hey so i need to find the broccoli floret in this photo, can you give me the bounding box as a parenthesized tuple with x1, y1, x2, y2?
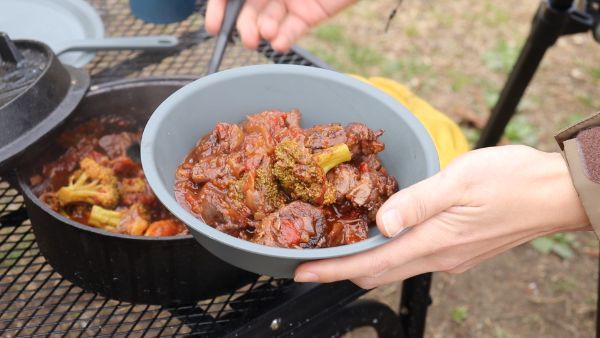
(80, 157, 114, 181)
(313, 143, 352, 174)
(273, 139, 351, 205)
(88, 204, 150, 235)
(88, 205, 122, 229)
(120, 177, 146, 194)
(56, 157, 119, 208)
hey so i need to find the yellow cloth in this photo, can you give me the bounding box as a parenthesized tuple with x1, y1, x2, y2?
(349, 75, 469, 169)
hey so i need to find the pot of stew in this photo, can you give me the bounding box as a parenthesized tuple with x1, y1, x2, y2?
(16, 77, 257, 305)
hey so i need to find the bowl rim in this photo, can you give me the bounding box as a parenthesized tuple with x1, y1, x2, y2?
(141, 64, 440, 259)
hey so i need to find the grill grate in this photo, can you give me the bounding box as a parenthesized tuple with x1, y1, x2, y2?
(0, 0, 322, 336)
(84, 0, 316, 85)
(0, 189, 295, 337)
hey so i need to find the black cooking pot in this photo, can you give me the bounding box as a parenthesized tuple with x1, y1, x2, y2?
(15, 78, 258, 305)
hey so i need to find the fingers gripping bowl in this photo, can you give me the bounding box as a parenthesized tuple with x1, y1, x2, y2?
(141, 65, 439, 277)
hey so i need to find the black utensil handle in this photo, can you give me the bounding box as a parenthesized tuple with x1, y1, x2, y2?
(206, 0, 244, 75)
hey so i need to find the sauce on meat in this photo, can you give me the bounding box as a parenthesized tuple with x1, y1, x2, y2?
(174, 109, 398, 248)
(33, 116, 188, 237)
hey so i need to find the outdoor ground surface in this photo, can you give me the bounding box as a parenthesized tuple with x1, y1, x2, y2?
(297, 0, 600, 337)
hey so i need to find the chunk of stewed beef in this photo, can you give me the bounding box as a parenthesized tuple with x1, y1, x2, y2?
(325, 214, 369, 247)
(193, 123, 244, 158)
(193, 182, 252, 237)
(304, 123, 347, 150)
(253, 201, 326, 248)
(345, 123, 385, 156)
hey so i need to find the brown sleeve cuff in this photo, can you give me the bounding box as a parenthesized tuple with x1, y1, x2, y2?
(555, 112, 600, 150)
(555, 111, 600, 236)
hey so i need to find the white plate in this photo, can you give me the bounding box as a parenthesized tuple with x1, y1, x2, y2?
(0, 0, 104, 68)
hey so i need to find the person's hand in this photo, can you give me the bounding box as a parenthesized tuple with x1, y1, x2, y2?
(294, 145, 591, 288)
(205, 0, 356, 51)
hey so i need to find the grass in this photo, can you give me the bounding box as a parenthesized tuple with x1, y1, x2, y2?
(559, 112, 586, 129)
(313, 24, 345, 44)
(308, 22, 436, 82)
(448, 69, 473, 92)
(484, 90, 500, 109)
(504, 115, 538, 146)
(404, 25, 420, 38)
(308, 23, 386, 74)
(591, 66, 600, 82)
(450, 306, 469, 323)
(483, 40, 520, 73)
(576, 94, 597, 109)
(382, 58, 433, 80)
(494, 327, 516, 338)
(530, 232, 579, 259)
(461, 126, 481, 147)
(482, 1, 511, 26)
(431, 6, 455, 28)
(553, 276, 579, 293)
(348, 46, 384, 70)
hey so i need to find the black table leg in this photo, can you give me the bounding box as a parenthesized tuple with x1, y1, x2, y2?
(399, 273, 432, 338)
(476, 0, 574, 148)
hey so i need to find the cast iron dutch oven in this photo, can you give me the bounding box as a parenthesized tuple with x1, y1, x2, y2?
(13, 77, 258, 305)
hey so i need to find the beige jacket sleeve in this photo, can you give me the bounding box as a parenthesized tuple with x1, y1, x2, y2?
(555, 112, 600, 236)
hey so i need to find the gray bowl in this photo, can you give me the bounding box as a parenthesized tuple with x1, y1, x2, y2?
(141, 64, 439, 278)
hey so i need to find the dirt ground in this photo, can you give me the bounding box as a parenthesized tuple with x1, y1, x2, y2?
(297, 0, 600, 337)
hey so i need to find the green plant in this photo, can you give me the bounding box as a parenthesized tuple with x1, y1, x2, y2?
(560, 112, 586, 129)
(553, 276, 579, 293)
(448, 69, 473, 92)
(484, 90, 500, 109)
(530, 232, 579, 259)
(313, 24, 345, 44)
(494, 327, 514, 338)
(461, 126, 481, 147)
(592, 66, 600, 82)
(382, 58, 433, 80)
(576, 94, 596, 108)
(504, 115, 538, 146)
(404, 25, 420, 38)
(348, 45, 384, 71)
(483, 40, 520, 73)
(449, 306, 469, 323)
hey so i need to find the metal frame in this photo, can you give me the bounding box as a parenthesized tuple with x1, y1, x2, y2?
(477, 0, 599, 148)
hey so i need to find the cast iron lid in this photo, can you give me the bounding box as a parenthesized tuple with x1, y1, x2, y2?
(0, 32, 90, 172)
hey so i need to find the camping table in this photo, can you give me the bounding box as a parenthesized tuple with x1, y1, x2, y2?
(0, 1, 432, 337)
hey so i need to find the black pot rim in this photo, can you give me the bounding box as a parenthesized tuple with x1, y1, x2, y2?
(17, 76, 199, 242)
